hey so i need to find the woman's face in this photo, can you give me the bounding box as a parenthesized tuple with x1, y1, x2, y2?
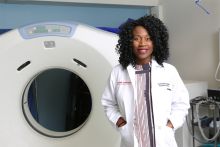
(132, 26, 153, 65)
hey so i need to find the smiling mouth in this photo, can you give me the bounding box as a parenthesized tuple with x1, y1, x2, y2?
(138, 47, 149, 50)
(137, 48, 149, 53)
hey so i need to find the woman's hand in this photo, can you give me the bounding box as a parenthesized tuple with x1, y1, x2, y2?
(166, 120, 174, 129)
(116, 117, 127, 128)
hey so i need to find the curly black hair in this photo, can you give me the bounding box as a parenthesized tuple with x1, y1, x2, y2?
(116, 15, 169, 69)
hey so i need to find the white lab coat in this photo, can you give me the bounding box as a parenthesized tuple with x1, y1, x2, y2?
(101, 60, 190, 147)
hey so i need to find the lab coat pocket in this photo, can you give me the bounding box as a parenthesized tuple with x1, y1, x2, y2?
(158, 84, 173, 105)
(118, 125, 128, 139)
(156, 126, 177, 147)
(163, 126, 177, 147)
(161, 85, 172, 96)
(118, 125, 131, 147)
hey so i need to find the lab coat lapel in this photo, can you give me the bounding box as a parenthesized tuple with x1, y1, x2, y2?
(127, 65, 137, 100)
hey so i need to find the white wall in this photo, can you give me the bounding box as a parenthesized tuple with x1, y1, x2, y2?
(159, 0, 220, 88)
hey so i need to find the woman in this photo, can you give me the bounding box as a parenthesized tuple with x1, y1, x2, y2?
(101, 15, 189, 147)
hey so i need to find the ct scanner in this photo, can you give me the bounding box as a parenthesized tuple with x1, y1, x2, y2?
(0, 22, 120, 147)
(0, 21, 208, 147)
